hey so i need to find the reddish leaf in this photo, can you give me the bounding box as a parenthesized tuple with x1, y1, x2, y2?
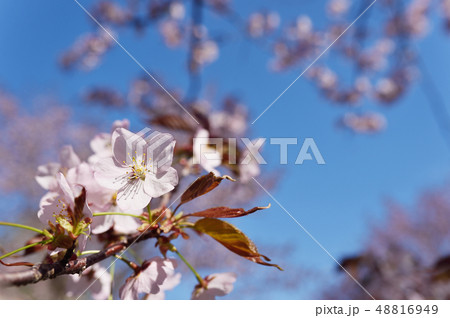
(180, 172, 235, 205)
(151, 114, 196, 132)
(338, 255, 366, 278)
(194, 218, 282, 270)
(188, 204, 270, 218)
(431, 255, 450, 282)
(339, 255, 365, 271)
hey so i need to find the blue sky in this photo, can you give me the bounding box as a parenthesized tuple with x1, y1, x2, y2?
(1, 0, 450, 299)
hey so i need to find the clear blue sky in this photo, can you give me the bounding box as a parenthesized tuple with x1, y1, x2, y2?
(1, 0, 450, 299)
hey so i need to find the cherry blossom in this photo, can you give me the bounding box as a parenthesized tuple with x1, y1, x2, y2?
(38, 173, 92, 251)
(60, 30, 115, 71)
(120, 257, 178, 300)
(146, 265, 182, 300)
(327, 0, 350, 17)
(92, 1, 131, 25)
(159, 20, 184, 48)
(66, 264, 111, 300)
(88, 119, 130, 164)
(191, 40, 219, 72)
(35, 145, 81, 191)
(94, 128, 178, 211)
(66, 162, 112, 210)
(209, 101, 248, 138)
(66, 161, 141, 235)
(191, 272, 237, 300)
(247, 11, 280, 38)
(341, 112, 387, 134)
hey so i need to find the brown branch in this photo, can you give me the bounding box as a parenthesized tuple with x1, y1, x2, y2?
(0, 228, 159, 287)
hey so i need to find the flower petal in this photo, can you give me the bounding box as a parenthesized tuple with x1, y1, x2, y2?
(116, 180, 151, 211)
(111, 119, 130, 132)
(59, 145, 81, 169)
(37, 191, 60, 225)
(56, 173, 75, 203)
(144, 167, 178, 198)
(120, 277, 139, 300)
(191, 272, 236, 300)
(112, 128, 146, 166)
(35, 162, 60, 190)
(91, 214, 114, 235)
(112, 214, 140, 234)
(94, 157, 128, 190)
(90, 133, 111, 157)
(144, 132, 176, 174)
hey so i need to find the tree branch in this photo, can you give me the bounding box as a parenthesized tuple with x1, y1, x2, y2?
(186, 0, 204, 101)
(0, 228, 159, 287)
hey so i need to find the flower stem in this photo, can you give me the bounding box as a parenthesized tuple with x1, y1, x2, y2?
(147, 204, 152, 224)
(126, 248, 143, 264)
(170, 244, 204, 285)
(0, 240, 52, 260)
(113, 254, 139, 271)
(0, 222, 46, 236)
(92, 212, 145, 220)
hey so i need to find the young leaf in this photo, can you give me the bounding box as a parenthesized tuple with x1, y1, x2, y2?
(194, 218, 282, 270)
(187, 204, 270, 218)
(73, 186, 87, 223)
(180, 172, 236, 205)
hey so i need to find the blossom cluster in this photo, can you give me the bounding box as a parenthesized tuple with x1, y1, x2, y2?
(7, 115, 283, 300)
(32, 119, 246, 299)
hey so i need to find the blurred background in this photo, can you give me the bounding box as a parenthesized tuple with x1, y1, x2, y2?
(1, 0, 450, 299)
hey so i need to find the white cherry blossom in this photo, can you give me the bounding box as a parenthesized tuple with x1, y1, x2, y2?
(94, 128, 178, 211)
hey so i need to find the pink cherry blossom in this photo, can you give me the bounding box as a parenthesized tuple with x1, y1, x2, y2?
(94, 128, 178, 211)
(119, 257, 178, 300)
(191, 272, 237, 300)
(38, 173, 92, 251)
(209, 99, 248, 138)
(88, 119, 130, 164)
(66, 264, 111, 300)
(35, 145, 81, 191)
(66, 162, 113, 210)
(66, 161, 141, 235)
